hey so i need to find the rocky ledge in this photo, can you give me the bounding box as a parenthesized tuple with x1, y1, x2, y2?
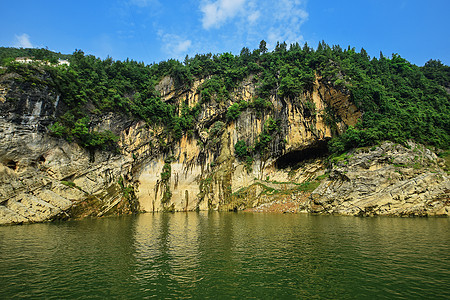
(308, 141, 449, 216)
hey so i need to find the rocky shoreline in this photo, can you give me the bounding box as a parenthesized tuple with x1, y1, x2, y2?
(309, 142, 449, 216)
(242, 141, 449, 216)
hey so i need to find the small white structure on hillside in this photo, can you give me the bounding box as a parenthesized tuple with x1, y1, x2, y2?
(14, 57, 70, 66)
(15, 57, 34, 64)
(57, 59, 70, 66)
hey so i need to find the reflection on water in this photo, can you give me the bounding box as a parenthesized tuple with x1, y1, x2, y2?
(1, 213, 449, 298)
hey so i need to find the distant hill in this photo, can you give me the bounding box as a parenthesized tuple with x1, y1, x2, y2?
(0, 47, 71, 65)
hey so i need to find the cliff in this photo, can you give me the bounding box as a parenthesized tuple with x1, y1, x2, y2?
(0, 61, 448, 225)
(0, 80, 133, 224)
(309, 141, 449, 216)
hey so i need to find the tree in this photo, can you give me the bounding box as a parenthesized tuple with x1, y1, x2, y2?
(360, 48, 369, 59)
(259, 40, 268, 54)
(421, 59, 450, 88)
(240, 47, 250, 57)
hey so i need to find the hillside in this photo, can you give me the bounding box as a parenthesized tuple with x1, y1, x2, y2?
(0, 42, 449, 224)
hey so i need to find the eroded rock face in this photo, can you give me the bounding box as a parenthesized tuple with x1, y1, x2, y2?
(133, 75, 359, 212)
(0, 118, 135, 225)
(2, 69, 447, 225)
(308, 142, 450, 216)
(0, 74, 135, 225)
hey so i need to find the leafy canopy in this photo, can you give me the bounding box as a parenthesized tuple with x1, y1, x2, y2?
(1, 41, 448, 153)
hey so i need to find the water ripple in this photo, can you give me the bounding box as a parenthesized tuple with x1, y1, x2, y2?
(0, 213, 449, 298)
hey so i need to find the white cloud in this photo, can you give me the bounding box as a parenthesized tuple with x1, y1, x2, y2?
(247, 11, 260, 24)
(200, 0, 246, 29)
(174, 39, 192, 54)
(14, 33, 33, 48)
(265, 0, 308, 48)
(196, 0, 308, 53)
(159, 31, 192, 60)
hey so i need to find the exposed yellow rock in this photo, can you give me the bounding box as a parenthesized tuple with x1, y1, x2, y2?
(130, 75, 361, 212)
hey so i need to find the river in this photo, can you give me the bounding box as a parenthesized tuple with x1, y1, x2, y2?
(1, 212, 449, 299)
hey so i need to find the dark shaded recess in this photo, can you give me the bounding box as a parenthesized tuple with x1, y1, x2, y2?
(275, 141, 329, 169)
(5, 160, 17, 170)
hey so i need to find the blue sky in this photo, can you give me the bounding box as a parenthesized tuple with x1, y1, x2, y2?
(2, 0, 449, 66)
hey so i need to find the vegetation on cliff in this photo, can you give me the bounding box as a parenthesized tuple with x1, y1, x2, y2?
(0, 47, 70, 65)
(0, 43, 448, 153)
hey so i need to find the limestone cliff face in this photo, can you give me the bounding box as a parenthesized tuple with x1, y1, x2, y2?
(134, 75, 360, 212)
(0, 70, 448, 225)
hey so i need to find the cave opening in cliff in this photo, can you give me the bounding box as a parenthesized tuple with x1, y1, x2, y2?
(275, 141, 329, 169)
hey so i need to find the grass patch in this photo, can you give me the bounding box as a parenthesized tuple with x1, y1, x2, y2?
(61, 180, 76, 188)
(315, 173, 330, 181)
(296, 180, 320, 192)
(330, 152, 354, 164)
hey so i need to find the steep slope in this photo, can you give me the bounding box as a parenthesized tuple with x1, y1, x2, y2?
(309, 142, 449, 216)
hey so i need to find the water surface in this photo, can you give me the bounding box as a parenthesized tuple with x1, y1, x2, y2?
(1, 213, 449, 298)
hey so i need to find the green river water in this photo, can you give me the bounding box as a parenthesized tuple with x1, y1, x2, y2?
(0, 212, 449, 299)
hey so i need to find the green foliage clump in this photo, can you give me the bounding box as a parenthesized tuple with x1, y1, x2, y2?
(252, 117, 282, 155)
(421, 59, 450, 89)
(2, 41, 449, 155)
(264, 117, 280, 133)
(304, 100, 316, 117)
(250, 97, 272, 110)
(278, 66, 314, 99)
(328, 126, 380, 154)
(254, 132, 273, 154)
(48, 122, 69, 138)
(161, 162, 171, 182)
(244, 156, 253, 172)
(226, 103, 241, 121)
(234, 140, 254, 172)
(159, 160, 172, 204)
(234, 140, 249, 158)
(326, 50, 450, 153)
(209, 121, 225, 137)
(50, 117, 118, 151)
(200, 76, 228, 102)
(226, 100, 255, 121)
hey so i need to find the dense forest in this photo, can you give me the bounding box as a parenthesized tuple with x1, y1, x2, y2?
(0, 42, 449, 155)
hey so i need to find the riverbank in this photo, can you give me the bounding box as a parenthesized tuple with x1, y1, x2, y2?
(238, 141, 449, 216)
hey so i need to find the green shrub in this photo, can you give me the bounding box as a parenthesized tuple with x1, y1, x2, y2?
(234, 140, 248, 158)
(227, 103, 241, 121)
